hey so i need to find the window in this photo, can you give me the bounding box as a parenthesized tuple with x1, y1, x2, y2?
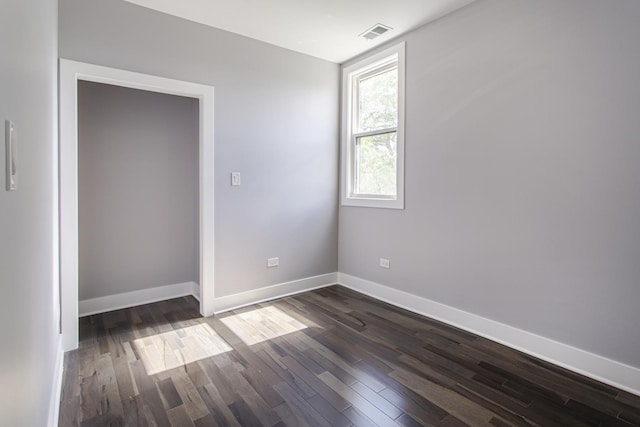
(341, 42, 405, 209)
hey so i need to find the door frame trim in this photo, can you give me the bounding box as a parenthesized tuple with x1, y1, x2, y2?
(59, 59, 215, 351)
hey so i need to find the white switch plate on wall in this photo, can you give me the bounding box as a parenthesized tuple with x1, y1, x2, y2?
(231, 171, 241, 186)
(379, 258, 390, 269)
(267, 257, 279, 267)
(5, 120, 17, 191)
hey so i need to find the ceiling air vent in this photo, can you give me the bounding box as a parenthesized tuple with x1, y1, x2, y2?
(360, 23, 392, 40)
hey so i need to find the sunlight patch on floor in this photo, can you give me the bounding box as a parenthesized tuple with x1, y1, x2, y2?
(132, 323, 232, 375)
(220, 305, 308, 345)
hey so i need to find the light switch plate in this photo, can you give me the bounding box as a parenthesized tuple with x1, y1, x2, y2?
(231, 171, 241, 186)
(5, 120, 17, 191)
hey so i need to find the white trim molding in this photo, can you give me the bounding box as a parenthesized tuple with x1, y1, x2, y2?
(213, 273, 338, 314)
(59, 59, 215, 351)
(337, 273, 640, 397)
(47, 335, 64, 427)
(79, 282, 199, 317)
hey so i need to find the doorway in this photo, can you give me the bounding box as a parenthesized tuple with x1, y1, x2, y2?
(59, 60, 215, 351)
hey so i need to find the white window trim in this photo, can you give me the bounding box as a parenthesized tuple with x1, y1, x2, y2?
(341, 42, 406, 209)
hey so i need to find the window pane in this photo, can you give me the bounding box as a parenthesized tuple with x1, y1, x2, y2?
(354, 132, 397, 196)
(358, 66, 398, 132)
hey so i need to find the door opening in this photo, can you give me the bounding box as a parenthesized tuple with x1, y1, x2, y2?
(59, 60, 215, 351)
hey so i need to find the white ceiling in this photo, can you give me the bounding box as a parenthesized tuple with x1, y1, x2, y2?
(122, 0, 476, 63)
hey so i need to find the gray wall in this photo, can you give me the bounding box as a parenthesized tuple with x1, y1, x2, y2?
(340, 0, 640, 368)
(60, 0, 339, 298)
(78, 81, 199, 300)
(0, 0, 59, 426)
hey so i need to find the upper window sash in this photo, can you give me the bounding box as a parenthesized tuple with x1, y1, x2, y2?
(352, 60, 398, 134)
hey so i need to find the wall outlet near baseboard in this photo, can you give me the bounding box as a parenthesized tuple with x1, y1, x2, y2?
(267, 257, 279, 268)
(379, 258, 390, 269)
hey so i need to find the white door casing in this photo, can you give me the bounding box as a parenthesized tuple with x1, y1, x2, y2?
(59, 59, 215, 351)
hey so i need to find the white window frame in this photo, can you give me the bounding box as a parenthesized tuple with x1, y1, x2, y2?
(341, 42, 405, 209)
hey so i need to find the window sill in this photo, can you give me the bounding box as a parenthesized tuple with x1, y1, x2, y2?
(341, 196, 404, 210)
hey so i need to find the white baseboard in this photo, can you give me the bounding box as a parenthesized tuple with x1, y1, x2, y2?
(213, 273, 338, 314)
(337, 273, 640, 397)
(79, 281, 199, 317)
(192, 283, 201, 301)
(48, 335, 64, 427)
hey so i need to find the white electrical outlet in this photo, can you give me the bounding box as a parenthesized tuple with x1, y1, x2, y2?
(379, 258, 390, 269)
(267, 257, 279, 268)
(231, 171, 241, 186)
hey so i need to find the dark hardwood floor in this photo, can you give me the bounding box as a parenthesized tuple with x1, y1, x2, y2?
(58, 285, 640, 426)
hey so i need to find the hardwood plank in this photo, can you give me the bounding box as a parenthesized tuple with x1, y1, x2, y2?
(306, 394, 352, 427)
(280, 355, 352, 412)
(524, 400, 592, 427)
(193, 413, 219, 427)
(197, 357, 238, 406)
(277, 367, 317, 399)
(61, 350, 81, 401)
(618, 390, 640, 407)
(183, 362, 210, 389)
(395, 413, 428, 427)
(167, 405, 195, 427)
(196, 383, 242, 427)
(439, 415, 471, 427)
(311, 331, 362, 365)
(234, 376, 283, 426)
(389, 366, 504, 427)
(209, 351, 282, 426)
(479, 362, 568, 406)
(59, 395, 81, 427)
(274, 401, 312, 427)
(79, 362, 101, 420)
(318, 371, 402, 427)
(391, 353, 537, 426)
(342, 406, 378, 427)
(450, 383, 536, 426)
(304, 347, 358, 386)
(378, 386, 448, 425)
(79, 412, 123, 427)
(273, 382, 333, 427)
(303, 339, 386, 392)
(130, 359, 172, 427)
(228, 398, 264, 427)
(254, 348, 287, 374)
(564, 399, 637, 427)
(95, 354, 125, 419)
(121, 395, 150, 427)
(350, 381, 403, 420)
(168, 368, 209, 421)
(157, 377, 183, 409)
(277, 338, 326, 375)
(112, 354, 136, 401)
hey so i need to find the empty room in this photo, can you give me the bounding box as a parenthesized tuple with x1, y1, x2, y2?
(1, 0, 640, 426)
